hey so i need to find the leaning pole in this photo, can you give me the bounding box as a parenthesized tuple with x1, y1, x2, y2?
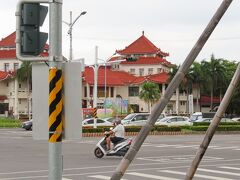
(185, 63, 240, 180)
(110, 0, 233, 179)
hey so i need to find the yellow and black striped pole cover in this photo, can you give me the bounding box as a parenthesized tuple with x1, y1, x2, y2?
(48, 68, 63, 142)
(93, 107, 97, 118)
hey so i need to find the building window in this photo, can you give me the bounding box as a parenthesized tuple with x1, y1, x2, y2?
(19, 83, 22, 89)
(110, 87, 114, 97)
(4, 63, 9, 71)
(180, 101, 185, 106)
(139, 68, 144, 76)
(14, 63, 19, 71)
(128, 87, 139, 97)
(130, 68, 135, 74)
(148, 68, 153, 75)
(157, 68, 162, 73)
(84, 86, 87, 97)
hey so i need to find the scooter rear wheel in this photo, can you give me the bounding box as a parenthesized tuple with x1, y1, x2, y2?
(94, 147, 104, 158)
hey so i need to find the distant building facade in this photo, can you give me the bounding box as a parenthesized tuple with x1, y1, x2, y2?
(0, 32, 217, 118)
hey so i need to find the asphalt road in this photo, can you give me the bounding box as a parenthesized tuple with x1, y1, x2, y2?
(0, 128, 240, 180)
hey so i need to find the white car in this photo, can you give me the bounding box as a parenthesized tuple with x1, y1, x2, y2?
(232, 117, 240, 122)
(155, 116, 192, 126)
(121, 113, 150, 126)
(82, 118, 113, 127)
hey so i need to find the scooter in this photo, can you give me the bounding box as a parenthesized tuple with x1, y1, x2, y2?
(94, 132, 132, 158)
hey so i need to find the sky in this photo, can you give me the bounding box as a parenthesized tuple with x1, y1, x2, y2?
(0, 0, 240, 65)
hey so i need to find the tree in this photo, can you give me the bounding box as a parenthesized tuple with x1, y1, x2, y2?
(139, 82, 160, 112)
(188, 62, 203, 112)
(17, 61, 32, 120)
(201, 54, 226, 110)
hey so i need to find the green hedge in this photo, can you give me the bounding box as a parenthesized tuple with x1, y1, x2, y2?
(82, 125, 182, 133)
(182, 125, 240, 131)
(193, 122, 240, 126)
(0, 118, 21, 128)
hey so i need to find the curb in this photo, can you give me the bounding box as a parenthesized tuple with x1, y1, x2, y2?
(82, 131, 185, 137)
(82, 131, 240, 137)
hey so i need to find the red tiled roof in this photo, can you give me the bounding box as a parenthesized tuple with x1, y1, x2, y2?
(120, 56, 171, 66)
(0, 31, 49, 50)
(82, 66, 168, 86)
(0, 49, 16, 59)
(0, 71, 13, 81)
(0, 49, 48, 60)
(0, 32, 16, 47)
(83, 66, 136, 86)
(0, 95, 7, 100)
(200, 95, 220, 104)
(116, 33, 169, 57)
(131, 72, 168, 85)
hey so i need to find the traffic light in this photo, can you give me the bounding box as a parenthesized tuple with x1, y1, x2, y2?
(21, 3, 48, 56)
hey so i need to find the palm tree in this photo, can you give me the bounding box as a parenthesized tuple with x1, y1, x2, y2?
(201, 54, 226, 110)
(17, 61, 32, 120)
(188, 62, 203, 112)
(139, 82, 160, 112)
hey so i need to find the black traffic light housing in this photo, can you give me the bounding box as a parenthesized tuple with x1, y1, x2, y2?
(21, 3, 48, 56)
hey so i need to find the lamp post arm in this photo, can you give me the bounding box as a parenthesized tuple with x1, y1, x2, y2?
(62, 20, 70, 26)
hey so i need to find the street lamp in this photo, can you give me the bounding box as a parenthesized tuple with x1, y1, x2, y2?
(63, 11, 87, 61)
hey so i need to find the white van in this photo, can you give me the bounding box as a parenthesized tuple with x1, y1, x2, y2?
(190, 112, 216, 122)
(190, 112, 203, 122)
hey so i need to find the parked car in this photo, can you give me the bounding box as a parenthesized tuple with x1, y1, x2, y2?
(232, 117, 240, 122)
(82, 118, 113, 127)
(195, 117, 234, 122)
(155, 116, 192, 126)
(22, 119, 33, 131)
(103, 117, 119, 123)
(121, 113, 150, 126)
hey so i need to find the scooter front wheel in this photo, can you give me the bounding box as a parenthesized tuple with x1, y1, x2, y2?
(94, 147, 104, 158)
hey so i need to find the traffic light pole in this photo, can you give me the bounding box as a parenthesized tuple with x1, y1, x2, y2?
(48, 1, 63, 180)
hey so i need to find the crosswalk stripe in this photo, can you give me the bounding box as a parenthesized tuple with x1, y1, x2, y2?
(198, 168, 240, 176)
(127, 172, 180, 180)
(219, 166, 240, 170)
(88, 175, 127, 180)
(160, 170, 234, 180)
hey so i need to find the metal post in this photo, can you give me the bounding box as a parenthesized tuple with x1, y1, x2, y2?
(93, 46, 98, 128)
(48, 1, 63, 180)
(69, 11, 72, 61)
(110, 0, 233, 179)
(104, 62, 107, 115)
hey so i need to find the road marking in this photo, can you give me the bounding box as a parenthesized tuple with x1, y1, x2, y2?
(198, 168, 240, 176)
(175, 145, 199, 148)
(210, 146, 239, 150)
(127, 172, 180, 180)
(219, 166, 240, 170)
(88, 175, 127, 180)
(160, 170, 234, 180)
(62, 178, 72, 180)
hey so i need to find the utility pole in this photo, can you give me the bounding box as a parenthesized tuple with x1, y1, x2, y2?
(63, 11, 87, 61)
(48, 1, 63, 179)
(110, 0, 233, 179)
(93, 46, 98, 128)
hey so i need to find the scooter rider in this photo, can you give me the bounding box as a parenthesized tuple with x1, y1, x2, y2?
(106, 119, 125, 151)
